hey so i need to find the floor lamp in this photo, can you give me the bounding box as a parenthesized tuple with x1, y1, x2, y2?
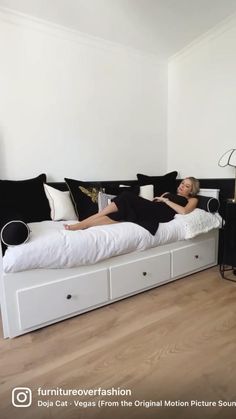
(218, 148, 236, 202)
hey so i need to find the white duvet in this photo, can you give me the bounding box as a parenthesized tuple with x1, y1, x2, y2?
(2, 209, 222, 273)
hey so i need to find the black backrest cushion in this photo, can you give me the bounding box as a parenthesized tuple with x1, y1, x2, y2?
(197, 195, 220, 213)
(65, 178, 102, 220)
(1, 220, 30, 246)
(104, 185, 140, 196)
(0, 174, 50, 223)
(137, 171, 178, 195)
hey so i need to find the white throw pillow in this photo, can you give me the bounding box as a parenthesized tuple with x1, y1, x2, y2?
(139, 184, 154, 200)
(119, 184, 154, 200)
(44, 184, 77, 221)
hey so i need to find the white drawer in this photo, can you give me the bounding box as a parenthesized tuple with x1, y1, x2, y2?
(171, 238, 216, 278)
(16, 269, 109, 330)
(110, 252, 171, 299)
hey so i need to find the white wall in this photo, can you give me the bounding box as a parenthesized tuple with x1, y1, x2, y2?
(168, 15, 236, 179)
(0, 9, 167, 181)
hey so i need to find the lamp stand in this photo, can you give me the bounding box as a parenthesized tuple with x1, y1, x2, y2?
(218, 149, 236, 202)
(234, 166, 236, 202)
(229, 167, 236, 203)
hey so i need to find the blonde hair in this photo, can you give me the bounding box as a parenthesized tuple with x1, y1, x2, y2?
(186, 177, 200, 197)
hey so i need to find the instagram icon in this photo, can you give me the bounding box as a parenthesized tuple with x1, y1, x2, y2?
(12, 387, 32, 407)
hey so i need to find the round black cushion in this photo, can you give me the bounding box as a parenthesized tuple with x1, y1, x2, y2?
(0, 220, 30, 246)
(197, 196, 220, 213)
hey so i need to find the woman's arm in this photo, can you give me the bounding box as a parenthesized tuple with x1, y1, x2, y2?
(153, 196, 198, 215)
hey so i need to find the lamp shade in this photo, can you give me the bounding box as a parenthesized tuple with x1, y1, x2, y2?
(218, 149, 236, 167)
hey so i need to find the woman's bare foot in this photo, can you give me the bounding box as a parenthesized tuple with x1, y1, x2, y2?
(63, 223, 80, 231)
(64, 214, 117, 231)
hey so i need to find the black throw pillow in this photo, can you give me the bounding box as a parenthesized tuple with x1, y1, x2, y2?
(1, 220, 30, 246)
(65, 178, 102, 220)
(137, 171, 178, 196)
(0, 174, 50, 223)
(197, 196, 220, 213)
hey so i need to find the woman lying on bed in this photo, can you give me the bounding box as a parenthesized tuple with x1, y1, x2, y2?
(64, 177, 200, 236)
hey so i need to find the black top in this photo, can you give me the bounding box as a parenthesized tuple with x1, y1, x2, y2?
(164, 193, 188, 206)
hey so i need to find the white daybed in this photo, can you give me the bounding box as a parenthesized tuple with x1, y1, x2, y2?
(0, 189, 220, 338)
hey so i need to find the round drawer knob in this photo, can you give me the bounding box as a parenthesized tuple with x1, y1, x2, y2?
(143, 271, 147, 276)
(66, 294, 72, 300)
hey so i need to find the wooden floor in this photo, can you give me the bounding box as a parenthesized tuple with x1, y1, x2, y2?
(1, 266, 236, 419)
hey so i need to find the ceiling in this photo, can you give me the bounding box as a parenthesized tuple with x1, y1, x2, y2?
(0, 0, 236, 57)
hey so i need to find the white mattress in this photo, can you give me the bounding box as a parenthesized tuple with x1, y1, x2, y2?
(2, 209, 222, 273)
